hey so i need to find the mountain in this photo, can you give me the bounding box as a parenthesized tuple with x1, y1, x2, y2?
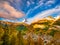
(0, 16, 60, 45)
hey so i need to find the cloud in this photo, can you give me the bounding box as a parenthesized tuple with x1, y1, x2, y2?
(0, 1, 25, 20)
(45, 0, 55, 5)
(26, 0, 55, 15)
(27, 1, 30, 7)
(27, 5, 60, 24)
(32, 0, 55, 10)
(34, 3, 44, 10)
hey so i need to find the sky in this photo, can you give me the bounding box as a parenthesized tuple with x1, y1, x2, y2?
(0, 0, 60, 23)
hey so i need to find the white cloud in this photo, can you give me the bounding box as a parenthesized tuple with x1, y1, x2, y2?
(45, 0, 55, 5)
(33, 0, 44, 10)
(27, 0, 55, 12)
(34, 3, 44, 10)
(26, 5, 60, 24)
(27, 1, 30, 7)
(30, 0, 34, 4)
(26, 0, 44, 16)
(34, 0, 56, 10)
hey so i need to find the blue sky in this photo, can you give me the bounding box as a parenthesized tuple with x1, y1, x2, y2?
(0, 0, 60, 23)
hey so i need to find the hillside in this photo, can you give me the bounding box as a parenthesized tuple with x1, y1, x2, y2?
(0, 16, 60, 45)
